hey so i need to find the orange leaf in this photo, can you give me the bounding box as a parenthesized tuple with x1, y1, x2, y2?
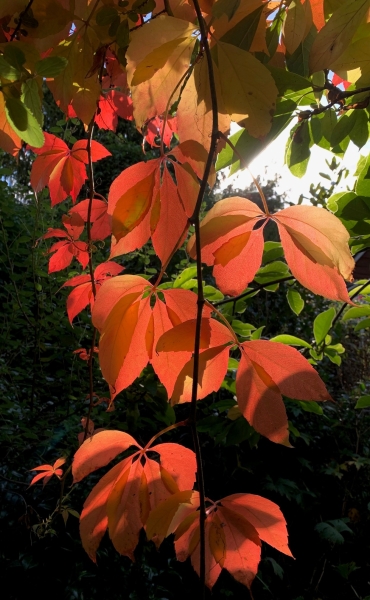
(237, 341, 332, 445)
(156, 318, 212, 352)
(72, 430, 138, 483)
(220, 493, 293, 557)
(160, 490, 292, 589)
(73, 432, 196, 561)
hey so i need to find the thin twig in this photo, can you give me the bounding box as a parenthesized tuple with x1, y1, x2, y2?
(332, 279, 370, 327)
(10, 0, 35, 41)
(214, 276, 295, 306)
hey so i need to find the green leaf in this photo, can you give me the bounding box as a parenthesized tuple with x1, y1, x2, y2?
(356, 154, 370, 197)
(315, 521, 348, 545)
(173, 266, 197, 288)
(21, 80, 43, 126)
(297, 400, 323, 415)
(349, 110, 370, 149)
(327, 191, 357, 213)
(232, 319, 256, 338)
(342, 306, 370, 320)
(287, 289, 304, 315)
(262, 241, 284, 264)
(286, 121, 311, 178)
(250, 326, 265, 340)
(354, 317, 370, 331)
(203, 285, 224, 301)
(116, 19, 130, 48)
(0, 56, 20, 81)
(330, 110, 356, 147)
(270, 335, 311, 348)
(96, 5, 118, 26)
(5, 97, 44, 147)
(355, 395, 370, 409)
(324, 348, 342, 365)
(227, 358, 239, 370)
(255, 261, 290, 285)
(35, 56, 68, 78)
(216, 102, 293, 174)
(313, 308, 336, 345)
(213, 0, 241, 21)
(219, 5, 263, 50)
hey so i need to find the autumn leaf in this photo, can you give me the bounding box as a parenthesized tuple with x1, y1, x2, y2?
(62, 261, 124, 324)
(72, 430, 196, 561)
(146, 489, 292, 589)
(236, 340, 332, 445)
(215, 41, 278, 138)
(95, 71, 133, 131)
(92, 275, 212, 399)
(144, 115, 177, 148)
(69, 198, 112, 241)
(30, 457, 66, 487)
(309, 0, 370, 74)
(108, 148, 201, 264)
(156, 319, 331, 444)
(126, 15, 196, 127)
(29, 133, 111, 206)
(187, 197, 355, 302)
(282, 1, 310, 55)
(43, 213, 89, 274)
(0, 91, 22, 156)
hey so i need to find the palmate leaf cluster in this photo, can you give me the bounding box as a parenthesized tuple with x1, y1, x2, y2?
(1, 1, 370, 599)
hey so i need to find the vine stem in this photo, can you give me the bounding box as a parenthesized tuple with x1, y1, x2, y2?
(10, 0, 35, 41)
(332, 278, 370, 327)
(190, 1, 219, 595)
(143, 419, 189, 452)
(83, 118, 99, 442)
(214, 276, 295, 306)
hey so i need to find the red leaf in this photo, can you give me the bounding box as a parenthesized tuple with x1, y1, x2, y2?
(30, 457, 66, 487)
(70, 199, 112, 240)
(63, 261, 124, 323)
(29, 133, 111, 206)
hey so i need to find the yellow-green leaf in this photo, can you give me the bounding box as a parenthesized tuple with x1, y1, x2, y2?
(283, 1, 307, 55)
(309, 0, 370, 73)
(216, 42, 278, 138)
(5, 97, 43, 147)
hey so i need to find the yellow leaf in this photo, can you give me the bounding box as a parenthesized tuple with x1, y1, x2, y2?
(146, 490, 198, 544)
(216, 42, 278, 138)
(126, 15, 196, 127)
(309, 0, 370, 73)
(177, 58, 231, 151)
(283, 0, 309, 55)
(275, 205, 354, 281)
(331, 36, 370, 84)
(112, 171, 156, 241)
(132, 37, 191, 85)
